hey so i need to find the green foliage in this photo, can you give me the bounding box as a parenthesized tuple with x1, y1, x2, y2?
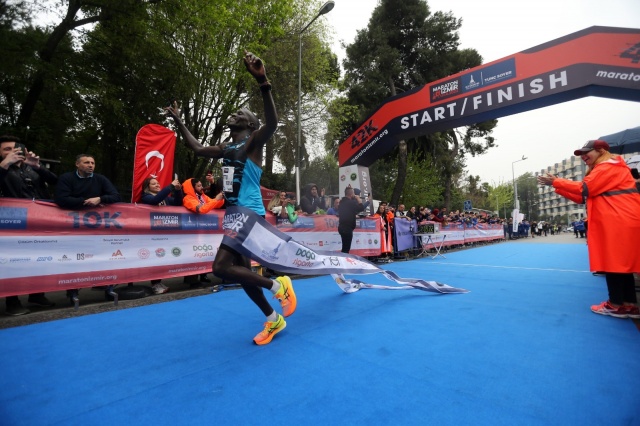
(0, 0, 338, 197)
(301, 153, 339, 195)
(336, 0, 497, 208)
(400, 151, 442, 207)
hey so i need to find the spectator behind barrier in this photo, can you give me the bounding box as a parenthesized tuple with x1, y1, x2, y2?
(54, 154, 121, 209)
(300, 183, 326, 214)
(267, 190, 297, 223)
(140, 176, 184, 206)
(0, 135, 58, 315)
(54, 153, 121, 304)
(182, 178, 223, 214)
(139, 176, 185, 294)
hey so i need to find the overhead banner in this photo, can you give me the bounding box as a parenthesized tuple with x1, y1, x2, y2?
(339, 26, 640, 167)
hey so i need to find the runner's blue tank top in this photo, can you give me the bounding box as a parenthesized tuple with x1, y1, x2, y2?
(221, 136, 265, 215)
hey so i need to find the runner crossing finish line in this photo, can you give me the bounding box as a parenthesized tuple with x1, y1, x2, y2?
(221, 206, 469, 294)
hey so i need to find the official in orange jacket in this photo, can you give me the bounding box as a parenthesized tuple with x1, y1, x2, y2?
(182, 178, 224, 214)
(538, 139, 640, 319)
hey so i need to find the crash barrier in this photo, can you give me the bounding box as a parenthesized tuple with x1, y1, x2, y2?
(0, 199, 382, 297)
(392, 217, 504, 253)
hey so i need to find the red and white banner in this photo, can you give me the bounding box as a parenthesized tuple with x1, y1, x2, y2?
(415, 222, 503, 250)
(0, 199, 381, 296)
(273, 214, 382, 257)
(131, 124, 176, 203)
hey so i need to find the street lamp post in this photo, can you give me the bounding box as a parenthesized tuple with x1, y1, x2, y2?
(511, 155, 527, 211)
(296, 1, 335, 202)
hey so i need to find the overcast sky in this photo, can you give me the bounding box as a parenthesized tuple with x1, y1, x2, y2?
(322, 0, 640, 185)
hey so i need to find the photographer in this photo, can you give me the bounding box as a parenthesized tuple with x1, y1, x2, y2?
(0, 135, 58, 315)
(268, 191, 298, 223)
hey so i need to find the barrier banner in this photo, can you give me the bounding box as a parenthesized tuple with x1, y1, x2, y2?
(414, 222, 502, 249)
(0, 199, 227, 296)
(221, 206, 469, 294)
(0, 199, 382, 296)
(440, 224, 466, 247)
(274, 214, 381, 257)
(393, 218, 417, 252)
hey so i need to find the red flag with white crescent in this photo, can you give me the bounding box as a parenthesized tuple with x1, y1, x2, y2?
(131, 124, 176, 203)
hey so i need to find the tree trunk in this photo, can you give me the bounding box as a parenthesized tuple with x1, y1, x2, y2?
(443, 130, 460, 210)
(17, 1, 111, 128)
(390, 140, 407, 206)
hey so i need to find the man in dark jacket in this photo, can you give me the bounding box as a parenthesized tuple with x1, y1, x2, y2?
(54, 154, 121, 209)
(54, 153, 121, 303)
(0, 135, 58, 315)
(338, 186, 370, 253)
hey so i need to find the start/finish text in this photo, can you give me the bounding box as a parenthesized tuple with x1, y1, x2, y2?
(400, 71, 568, 130)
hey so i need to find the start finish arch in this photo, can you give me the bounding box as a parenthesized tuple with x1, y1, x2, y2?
(339, 26, 640, 167)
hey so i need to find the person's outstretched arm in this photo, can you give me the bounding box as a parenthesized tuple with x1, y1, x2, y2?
(164, 106, 224, 159)
(243, 50, 278, 160)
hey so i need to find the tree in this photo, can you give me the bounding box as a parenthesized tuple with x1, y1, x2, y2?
(1, 0, 338, 195)
(338, 0, 497, 208)
(487, 181, 513, 218)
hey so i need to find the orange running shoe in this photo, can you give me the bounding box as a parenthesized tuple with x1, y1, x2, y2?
(590, 300, 628, 318)
(253, 314, 286, 345)
(274, 276, 297, 317)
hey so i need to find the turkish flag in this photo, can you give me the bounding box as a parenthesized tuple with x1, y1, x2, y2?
(131, 124, 176, 203)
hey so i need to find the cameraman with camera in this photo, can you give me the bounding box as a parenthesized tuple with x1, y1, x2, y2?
(0, 135, 58, 315)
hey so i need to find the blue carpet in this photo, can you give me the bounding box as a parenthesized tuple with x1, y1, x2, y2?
(1, 242, 639, 425)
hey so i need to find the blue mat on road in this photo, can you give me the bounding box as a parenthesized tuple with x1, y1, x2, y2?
(1, 242, 639, 425)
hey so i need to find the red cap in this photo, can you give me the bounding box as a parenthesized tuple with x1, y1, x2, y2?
(574, 140, 610, 156)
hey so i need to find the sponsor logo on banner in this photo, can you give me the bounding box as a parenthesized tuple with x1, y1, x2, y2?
(292, 258, 314, 267)
(460, 58, 516, 93)
(138, 248, 151, 259)
(192, 244, 215, 259)
(356, 219, 376, 230)
(295, 248, 316, 260)
(110, 249, 125, 260)
(76, 253, 94, 260)
(58, 254, 72, 262)
(37, 256, 53, 262)
(181, 214, 219, 231)
(0, 207, 28, 230)
(321, 256, 341, 267)
(430, 78, 460, 102)
(150, 213, 181, 229)
(0, 258, 7, 264)
(223, 212, 250, 237)
(9, 257, 31, 263)
(462, 73, 481, 91)
(291, 216, 315, 229)
(261, 242, 282, 262)
(155, 248, 166, 258)
(171, 247, 181, 257)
